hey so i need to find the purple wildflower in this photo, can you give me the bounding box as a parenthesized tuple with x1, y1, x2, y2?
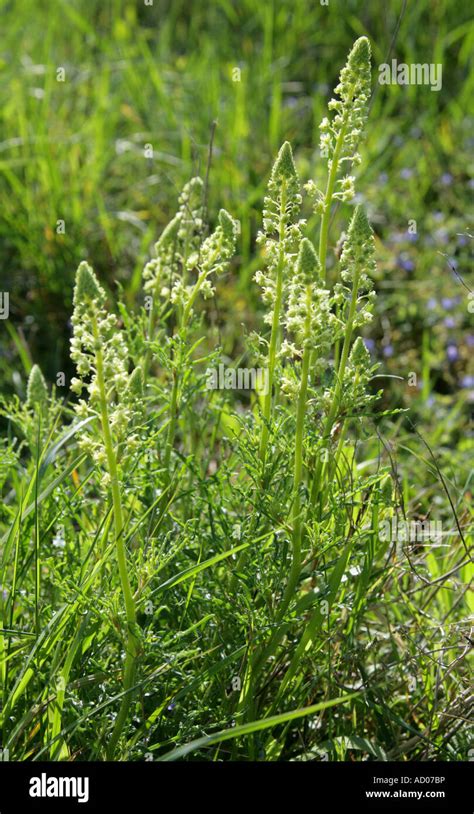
(446, 344, 459, 362)
(399, 256, 415, 272)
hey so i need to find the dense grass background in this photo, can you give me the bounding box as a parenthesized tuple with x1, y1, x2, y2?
(0, 0, 472, 762)
(1, 0, 473, 383)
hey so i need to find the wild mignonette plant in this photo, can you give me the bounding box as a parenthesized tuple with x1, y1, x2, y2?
(142, 179, 238, 475)
(308, 35, 371, 275)
(70, 262, 143, 757)
(0, 364, 62, 470)
(255, 140, 303, 464)
(142, 176, 205, 373)
(0, 36, 471, 765)
(234, 37, 379, 726)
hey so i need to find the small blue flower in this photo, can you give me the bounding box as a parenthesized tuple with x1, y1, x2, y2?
(444, 316, 456, 328)
(440, 173, 453, 186)
(441, 297, 455, 310)
(399, 256, 415, 272)
(466, 334, 474, 347)
(461, 375, 474, 389)
(446, 344, 458, 362)
(383, 344, 394, 358)
(363, 338, 375, 353)
(400, 168, 413, 180)
(427, 297, 437, 310)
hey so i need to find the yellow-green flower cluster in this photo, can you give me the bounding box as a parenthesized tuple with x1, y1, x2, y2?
(142, 176, 204, 303)
(338, 205, 376, 328)
(170, 207, 238, 312)
(142, 178, 237, 315)
(142, 214, 181, 301)
(320, 36, 371, 170)
(344, 336, 378, 412)
(285, 239, 335, 362)
(70, 262, 141, 475)
(255, 142, 305, 325)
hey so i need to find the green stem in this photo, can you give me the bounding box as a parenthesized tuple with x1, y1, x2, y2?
(143, 298, 157, 381)
(239, 287, 313, 719)
(318, 113, 349, 280)
(235, 182, 289, 719)
(310, 270, 360, 506)
(276, 285, 312, 620)
(259, 180, 287, 464)
(164, 248, 221, 475)
(308, 111, 350, 505)
(93, 323, 138, 759)
(163, 367, 179, 475)
(182, 267, 208, 326)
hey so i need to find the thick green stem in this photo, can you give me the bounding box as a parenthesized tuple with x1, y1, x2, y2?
(93, 325, 138, 759)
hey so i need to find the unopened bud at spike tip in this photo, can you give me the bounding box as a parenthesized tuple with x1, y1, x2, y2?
(74, 261, 105, 306)
(296, 238, 320, 284)
(271, 141, 298, 181)
(27, 364, 48, 408)
(349, 205, 373, 242)
(349, 336, 371, 367)
(348, 36, 371, 70)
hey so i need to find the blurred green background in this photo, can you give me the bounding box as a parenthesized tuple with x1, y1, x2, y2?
(0, 0, 473, 416)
